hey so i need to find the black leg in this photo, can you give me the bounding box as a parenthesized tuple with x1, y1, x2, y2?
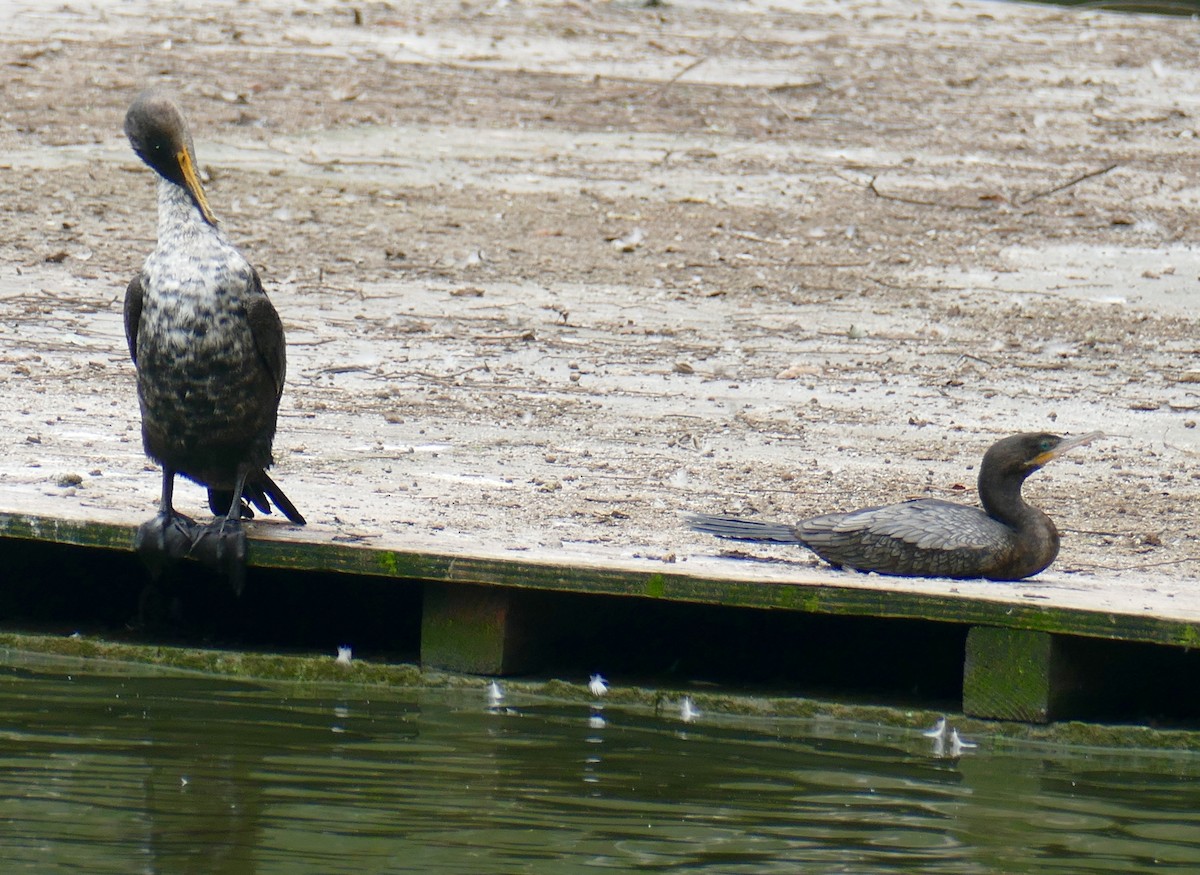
(207, 486, 255, 519)
(197, 464, 250, 595)
(134, 467, 251, 594)
(133, 468, 200, 577)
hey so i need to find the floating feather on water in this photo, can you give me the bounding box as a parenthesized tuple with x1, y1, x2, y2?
(922, 716, 949, 741)
(487, 680, 505, 710)
(949, 729, 978, 757)
(680, 696, 701, 723)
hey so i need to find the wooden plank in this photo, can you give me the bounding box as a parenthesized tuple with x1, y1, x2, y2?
(4, 509, 1200, 652)
(961, 626, 1193, 723)
(1, 0, 1198, 702)
(420, 582, 547, 675)
(963, 627, 1060, 722)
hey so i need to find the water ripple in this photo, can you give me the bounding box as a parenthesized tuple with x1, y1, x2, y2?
(0, 660, 1199, 872)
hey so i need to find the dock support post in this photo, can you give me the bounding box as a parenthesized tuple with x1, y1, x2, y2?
(963, 626, 1067, 723)
(420, 582, 545, 675)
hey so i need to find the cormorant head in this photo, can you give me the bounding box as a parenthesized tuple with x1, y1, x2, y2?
(983, 431, 1103, 481)
(125, 90, 217, 225)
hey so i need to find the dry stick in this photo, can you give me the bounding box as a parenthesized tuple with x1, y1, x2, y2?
(1073, 556, 1200, 572)
(651, 22, 752, 102)
(1017, 163, 1120, 205)
(297, 156, 414, 169)
(654, 55, 712, 99)
(412, 364, 492, 381)
(955, 353, 993, 368)
(865, 175, 990, 211)
(763, 91, 809, 122)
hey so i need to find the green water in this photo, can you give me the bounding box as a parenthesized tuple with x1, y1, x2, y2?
(2, 654, 1199, 873)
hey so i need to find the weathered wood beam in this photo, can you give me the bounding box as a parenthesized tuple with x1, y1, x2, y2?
(963, 626, 1066, 722)
(3, 510, 1200, 654)
(420, 582, 547, 675)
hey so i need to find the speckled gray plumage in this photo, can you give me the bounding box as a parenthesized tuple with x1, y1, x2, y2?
(682, 432, 1097, 581)
(797, 499, 1032, 579)
(124, 95, 303, 525)
(683, 498, 1044, 580)
(128, 179, 280, 479)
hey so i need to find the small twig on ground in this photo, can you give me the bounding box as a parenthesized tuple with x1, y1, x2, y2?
(1071, 556, 1200, 572)
(297, 156, 414, 170)
(1017, 163, 1119, 205)
(412, 364, 493, 381)
(762, 91, 810, 122)
(866, 175, 989, 211)
(955, 353, 993, 368)
(472, 330, 536, 342)
(651, 22, 751, 102)
(728, 229, 784, 245)
(654, 55, 711, 98)
(315, 365, 374, 376)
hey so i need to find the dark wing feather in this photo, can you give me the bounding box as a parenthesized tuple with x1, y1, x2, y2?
(244, 266, 287, 399)
(240, 267, 306, 526)
(255, 471, 305, 524)
(681, 511, 805, 544)
(797, 499, 1016, 579)
(123, 275, 144, 365)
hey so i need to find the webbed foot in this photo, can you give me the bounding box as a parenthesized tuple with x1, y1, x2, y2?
(134, 511, 201, 579)
(188, 516, 248, 595)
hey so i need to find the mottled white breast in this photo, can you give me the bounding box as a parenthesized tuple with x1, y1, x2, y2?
(139, 180, 254, 357)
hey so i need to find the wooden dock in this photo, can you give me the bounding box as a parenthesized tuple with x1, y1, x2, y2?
(4, 496, 1199, 724)
(1, 0, 1198, 724)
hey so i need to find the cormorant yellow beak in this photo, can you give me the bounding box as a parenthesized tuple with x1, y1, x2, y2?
(1031, 431, 1103, 468)
(176, 147, 217, 226)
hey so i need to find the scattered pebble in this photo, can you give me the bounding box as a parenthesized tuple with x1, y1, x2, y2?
(611, 227, 646, 252)
(776, 363, 818, 379)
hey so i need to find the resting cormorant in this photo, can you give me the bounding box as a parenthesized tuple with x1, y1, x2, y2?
(123, 90, 305, 587)
(682, 431, 1101, 581)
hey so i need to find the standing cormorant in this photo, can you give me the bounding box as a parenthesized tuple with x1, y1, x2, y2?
(682, 431, 1101, 581)
(123, 90, 305, 587)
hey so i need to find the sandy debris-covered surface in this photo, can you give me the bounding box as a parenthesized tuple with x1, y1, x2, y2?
(0, 0, 1198, 619)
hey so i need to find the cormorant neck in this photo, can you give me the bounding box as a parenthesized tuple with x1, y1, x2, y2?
(978, 468, 1038, 529)
(156, 176, 215, 238)
(983, 462, 1060, 539)
(979, 466, 1060, 578)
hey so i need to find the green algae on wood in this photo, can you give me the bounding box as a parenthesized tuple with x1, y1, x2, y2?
(0, 512, 132, 553)
(3, 630, 1200, 752)
(4, 510, 1200, 652)
(964, 626, 1059, 723)
(421, 582, 548, 675)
